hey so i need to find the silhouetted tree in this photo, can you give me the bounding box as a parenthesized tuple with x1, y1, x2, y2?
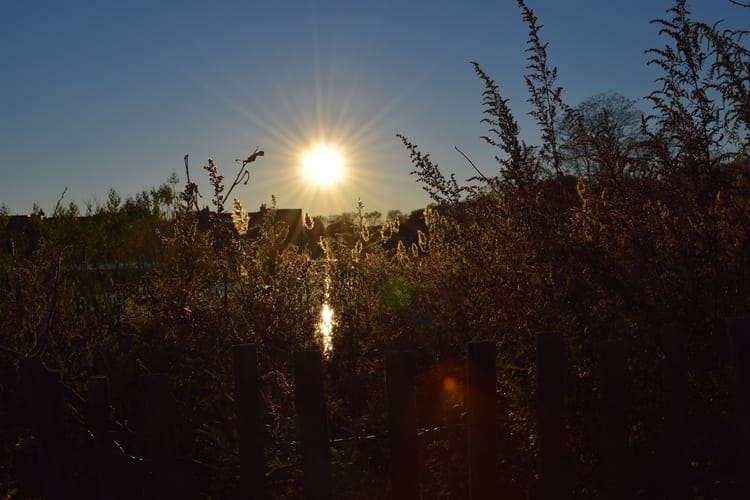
(560, 92, 645, 179)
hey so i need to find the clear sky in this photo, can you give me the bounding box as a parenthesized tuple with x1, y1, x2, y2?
(2, 1, 748, 218)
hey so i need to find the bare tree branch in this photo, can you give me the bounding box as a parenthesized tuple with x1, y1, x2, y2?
(729, 0, 750, 7)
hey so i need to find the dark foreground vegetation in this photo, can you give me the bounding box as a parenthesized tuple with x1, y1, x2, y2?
(2, 1, 750, 497)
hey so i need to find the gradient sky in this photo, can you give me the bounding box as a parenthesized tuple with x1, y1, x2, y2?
(2, 1, 748, 218)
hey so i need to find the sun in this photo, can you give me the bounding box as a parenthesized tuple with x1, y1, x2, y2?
(300, 145, 345, 188)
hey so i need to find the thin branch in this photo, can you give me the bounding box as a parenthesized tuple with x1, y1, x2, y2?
(225, 148, 264, 202)
(184, 154, 191, 184)
(0, 344, 26, 361)
(184, 154, 201, 210)
(0, 250, 64, 361)
(729, 0, 750, 7)
(455, 146, 500, 195)
(30, 250, 64, 358)
(53, 187, 68, 214)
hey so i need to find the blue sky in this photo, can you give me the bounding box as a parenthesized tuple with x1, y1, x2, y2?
(2, 1, 748, 217)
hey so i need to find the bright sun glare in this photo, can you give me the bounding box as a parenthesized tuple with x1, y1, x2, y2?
(301, 145, 345, 188)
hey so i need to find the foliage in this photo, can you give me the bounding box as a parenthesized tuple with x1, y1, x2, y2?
(396, 0, 750, 496)
(2, 0, 750, 498)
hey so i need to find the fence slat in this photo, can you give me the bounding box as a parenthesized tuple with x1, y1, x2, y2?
(87, 375, 116, 500)
(385, 351, 419, 499)
(293, 350, 332, 500)
(536, 331, 567, 500)
(466, 341, 497, 499)
(21, 358, 66, 500)
(595, 339, 630, 500)
(137, 373, 177, 498)
(727, 317, 750, 499)
(232, 344, 264, 499)
(660, 329, 688, 500)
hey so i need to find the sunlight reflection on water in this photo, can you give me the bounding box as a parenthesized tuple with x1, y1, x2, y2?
(319, 302, 334, 353)
(318, 273, 334, 353)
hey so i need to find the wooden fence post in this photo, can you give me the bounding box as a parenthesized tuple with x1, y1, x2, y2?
(20, 357, 66, 500)
(232, 344, 264, 499)
(660, 329, 688, 500)
(595, 339, 630, 500)
(86, 375, 111, 425)
(727, 317, 750, 499)
(385, 351, 419, 499)
(536, 332, 567, 500)
(466, 341, 497, 499)
(137, 373, 177, 499)
(293, 350, 332, 500)
(87, 375, 116, 500)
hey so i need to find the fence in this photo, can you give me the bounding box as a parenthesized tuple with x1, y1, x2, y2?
(11, 317, 750, 499)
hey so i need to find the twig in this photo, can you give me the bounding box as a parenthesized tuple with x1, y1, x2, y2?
(184, 154, 191, 185)
(184, 154, 201, 210)
(0, 344, 26, 361)
(454, 146, 500, 195)
(0, 249, 65, 361)
(30, 251, 64, 358)
(53, 187, 68, 215)
(225, 148, 264, 202)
